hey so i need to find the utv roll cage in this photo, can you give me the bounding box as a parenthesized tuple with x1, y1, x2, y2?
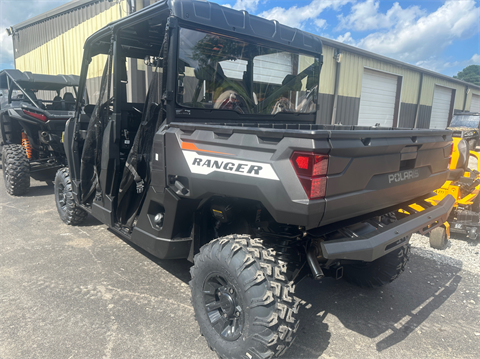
(0, 69, 80, 111)
(67, 0, 324, 207)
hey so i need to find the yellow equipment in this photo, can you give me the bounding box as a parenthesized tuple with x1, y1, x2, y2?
(406, 137, 480, 249)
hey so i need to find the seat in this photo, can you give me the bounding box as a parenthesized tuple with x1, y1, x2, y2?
(24, 90, 38, 105)
(52, 96, 63, 110)
(63, 92, 75, 110)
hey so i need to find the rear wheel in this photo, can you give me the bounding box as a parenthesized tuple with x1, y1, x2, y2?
(190, 235, 300, 359)
(54, 167, 88, 225)
(342, 242, 411, 288)
(429, 226, 448, 249)
(2, 143, 30, 196)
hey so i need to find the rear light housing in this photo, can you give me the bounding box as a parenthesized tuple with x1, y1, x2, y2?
(290, 151, 328, 199)
(23, 110, 47, 122)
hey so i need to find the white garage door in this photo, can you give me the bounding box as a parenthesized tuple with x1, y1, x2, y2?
(358, 69, 399, 127)
(430, 85, 453, 129)
(220, 52, 292, 85)
(471, 94, 480, 113)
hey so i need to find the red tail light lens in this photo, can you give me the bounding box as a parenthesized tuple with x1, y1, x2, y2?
(290, 152, 328, 199)
(23, 110, 47, 122)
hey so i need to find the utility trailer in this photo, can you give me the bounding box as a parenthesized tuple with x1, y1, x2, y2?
(55, 1, 454, 357)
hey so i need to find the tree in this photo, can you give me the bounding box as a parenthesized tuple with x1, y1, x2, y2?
(454, 65, 480, 86)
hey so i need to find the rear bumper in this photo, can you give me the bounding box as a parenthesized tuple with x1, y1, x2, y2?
(321, 195, 455, 262)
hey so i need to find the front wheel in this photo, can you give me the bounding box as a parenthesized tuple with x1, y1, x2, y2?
(342, 242, 411, 288)
(54, 168, 88, 225)
(190, 235, 300, 359)
(2, 143, 30, 196)
(429, 226, 448, 249)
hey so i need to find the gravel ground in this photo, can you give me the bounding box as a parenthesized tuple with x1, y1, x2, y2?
(410, 233, 480, 274)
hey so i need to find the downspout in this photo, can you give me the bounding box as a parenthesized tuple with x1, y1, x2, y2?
(413, 72, 423, 128)
(330, 49, 342, 125)
(463, 86, 469, 111)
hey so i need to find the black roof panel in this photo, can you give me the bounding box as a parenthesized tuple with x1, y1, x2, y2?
(0, 69, 80, 90)
(84, 0, 322, 57)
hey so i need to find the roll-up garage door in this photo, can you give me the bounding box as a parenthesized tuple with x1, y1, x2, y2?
(471, 94, 480, 113)
(430, 85, 453, 129)
(220, 52, 292, 85)
(358, 69, 399, 127)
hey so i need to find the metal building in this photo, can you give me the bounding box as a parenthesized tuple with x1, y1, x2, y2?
(7, 0, 480, 128)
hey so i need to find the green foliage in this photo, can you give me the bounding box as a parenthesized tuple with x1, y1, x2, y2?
(453, 65, 480, 86)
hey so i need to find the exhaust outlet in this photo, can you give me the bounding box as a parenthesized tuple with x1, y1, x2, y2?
(306, 246, 324, 280)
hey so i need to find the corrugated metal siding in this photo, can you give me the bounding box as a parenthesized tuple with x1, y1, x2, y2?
(398, 102, 416, 128)
(419, 74, 465, 110)
(337, 51, 421, 104)
(335, 96, 359, 125)
(15, 5, 122, 78)
(416, 105, 432, 128)
(317, 93, 333, 124)
(319, 45, 335, 95)
(12, 0, 118, 58)
(86, 76, 103, 104)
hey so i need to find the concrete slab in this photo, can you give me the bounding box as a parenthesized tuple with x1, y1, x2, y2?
(1, 163, 479, 358)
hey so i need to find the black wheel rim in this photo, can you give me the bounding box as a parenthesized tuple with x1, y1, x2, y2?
(203, 274, 244, 341)
(57, 183, 67, 212)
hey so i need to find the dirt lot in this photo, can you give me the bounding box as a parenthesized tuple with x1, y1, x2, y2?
(1, 165, 479, 358)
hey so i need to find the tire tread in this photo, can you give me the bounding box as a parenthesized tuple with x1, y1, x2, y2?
(55, 168, 88, 225)
(2, 143, 30, 195)
(190, 235, 299, 359)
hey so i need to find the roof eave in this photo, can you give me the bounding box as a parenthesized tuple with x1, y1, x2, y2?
(319, 36, 480, 91)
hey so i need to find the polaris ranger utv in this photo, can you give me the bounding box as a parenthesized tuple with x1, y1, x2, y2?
(55, 1, 454, 357)
(0, 70, 80, 195)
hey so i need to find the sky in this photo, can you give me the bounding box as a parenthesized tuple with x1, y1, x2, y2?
(0, 0, 479, 77)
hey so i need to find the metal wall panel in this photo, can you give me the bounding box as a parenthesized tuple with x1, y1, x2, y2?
(398, 102, 416, 128)
(416, 105, 432, 128)
(337, 51, 420, 104)
(316, 93, 334, 124)
(335, 96, 359, 125)
(419, 74, 465, 110)
(12, 0, 118, 58)
(15, 5, 122, 79)
(319, 45, 335, 95)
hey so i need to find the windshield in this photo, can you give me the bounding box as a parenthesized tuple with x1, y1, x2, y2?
(177, 28, 320, 115)
(450, 115, 480, 128)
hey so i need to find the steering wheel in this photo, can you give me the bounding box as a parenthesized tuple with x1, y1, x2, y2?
(214, 90, 249, 114)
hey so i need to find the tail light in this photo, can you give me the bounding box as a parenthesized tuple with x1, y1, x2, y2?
(23, 110, 47, 122)
(290, 151, 328, 199)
